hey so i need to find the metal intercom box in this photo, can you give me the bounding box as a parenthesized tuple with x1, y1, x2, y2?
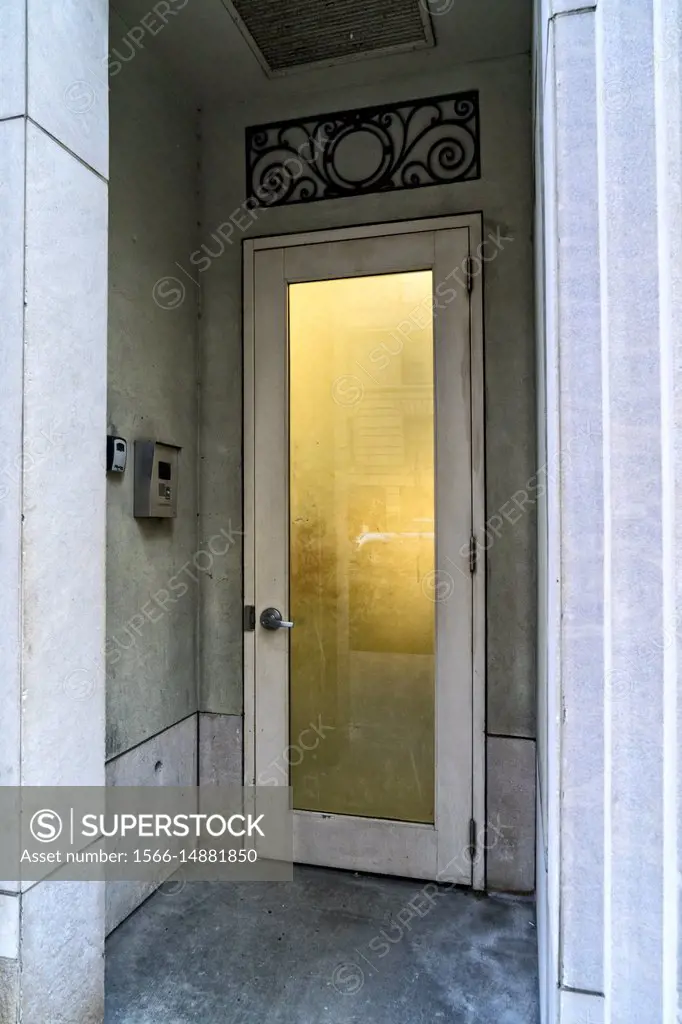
(134, 441, 180, 518)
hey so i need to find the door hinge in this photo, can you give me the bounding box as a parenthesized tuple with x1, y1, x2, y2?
(466, 255, 474, 294)
(469, 818, 477, 860)
(243, 605, 256, 632)
(469, 534, 478, 575)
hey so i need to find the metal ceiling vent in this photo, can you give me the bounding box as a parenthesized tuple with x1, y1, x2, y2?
(224, 0, 435, 76)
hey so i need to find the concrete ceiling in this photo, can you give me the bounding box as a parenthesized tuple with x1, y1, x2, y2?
(111, 0, 532, 106)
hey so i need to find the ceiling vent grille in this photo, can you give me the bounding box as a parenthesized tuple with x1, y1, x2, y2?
(224, 0, 434, 76)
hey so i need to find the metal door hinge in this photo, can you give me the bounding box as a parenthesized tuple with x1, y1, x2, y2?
(244, 605, 256, 632)
(469, 818, 477, 860)
(466, 255, 474, 294)
(469, 534, 478, 575)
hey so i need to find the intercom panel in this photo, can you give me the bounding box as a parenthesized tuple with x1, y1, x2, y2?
(134, 441, 180, 518)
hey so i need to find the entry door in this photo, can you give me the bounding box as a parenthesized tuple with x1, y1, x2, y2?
(245, 219, 484, 886)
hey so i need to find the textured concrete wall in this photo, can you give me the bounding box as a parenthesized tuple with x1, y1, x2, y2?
(106, 8, 200, 759)
(0, 959, 18, 1024)
(102, 7, 203, 936)
(105, 715, 198, 934)
(200, 54, 537, 891)
(199, 713, 243, 786)
(535, 0, 682, 1020)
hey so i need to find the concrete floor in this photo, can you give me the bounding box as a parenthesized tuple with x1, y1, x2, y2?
(105, 866, 539, 1024)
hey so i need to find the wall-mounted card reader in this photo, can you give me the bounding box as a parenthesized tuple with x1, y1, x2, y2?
(134, 441, 180, 518)
(107, 435, 127, 473)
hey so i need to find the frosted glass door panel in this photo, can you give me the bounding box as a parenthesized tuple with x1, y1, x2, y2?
(289, 272, 435, 823)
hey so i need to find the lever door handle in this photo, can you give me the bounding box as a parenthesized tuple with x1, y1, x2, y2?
(260, 607, 294, 631)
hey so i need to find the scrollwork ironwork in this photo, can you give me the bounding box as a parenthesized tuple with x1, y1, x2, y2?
(246, 91, 480, 206)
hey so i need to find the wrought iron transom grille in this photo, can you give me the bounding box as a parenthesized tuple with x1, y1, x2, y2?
(245, 90, 481, 207)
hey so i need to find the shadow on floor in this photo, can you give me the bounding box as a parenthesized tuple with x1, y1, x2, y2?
(105, 865, 539, 1024)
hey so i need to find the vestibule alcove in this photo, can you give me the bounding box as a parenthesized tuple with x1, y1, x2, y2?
(2, 1, 677, 1022)
(102, 0, 537, 1019)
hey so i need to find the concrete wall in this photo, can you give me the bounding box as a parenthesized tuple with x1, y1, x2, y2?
(535, 0, 682, 1020)
(106, 7, 200, 760)
(105, 8, 201, 931)
(199, 53, 537, 890)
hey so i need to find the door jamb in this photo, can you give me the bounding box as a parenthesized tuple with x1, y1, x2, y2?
(243, 213, 486, 890)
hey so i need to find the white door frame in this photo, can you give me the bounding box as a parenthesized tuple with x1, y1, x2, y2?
(243, 214, 486, 889)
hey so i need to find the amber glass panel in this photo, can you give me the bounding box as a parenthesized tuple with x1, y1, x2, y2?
(289, 272, 435, 823)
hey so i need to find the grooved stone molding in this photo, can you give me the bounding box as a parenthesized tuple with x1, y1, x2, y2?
(246, 90, 480, 206)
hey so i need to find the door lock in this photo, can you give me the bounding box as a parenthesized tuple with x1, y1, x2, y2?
(259, 607, 294, 631)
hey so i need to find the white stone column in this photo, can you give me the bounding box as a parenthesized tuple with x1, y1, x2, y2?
(597, 0, 680, 1020)
(0, 2, 109, 1021)
(536, 0, 681, 1021)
